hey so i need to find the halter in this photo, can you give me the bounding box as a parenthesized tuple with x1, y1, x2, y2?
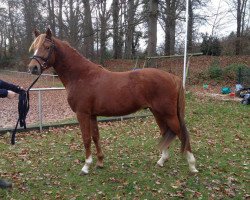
(30, 38, 55, 71)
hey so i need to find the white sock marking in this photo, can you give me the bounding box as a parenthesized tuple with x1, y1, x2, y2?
(81, 155, 93, 174)
(157, 149, 169, 167)
(186, 151, 198, 173)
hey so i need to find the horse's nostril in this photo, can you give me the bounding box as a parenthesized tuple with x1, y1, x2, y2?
(31, 66, 39, 75)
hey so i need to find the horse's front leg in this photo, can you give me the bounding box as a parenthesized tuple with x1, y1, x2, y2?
(77, 113, 92, 175)
(90, 116, 104, 168)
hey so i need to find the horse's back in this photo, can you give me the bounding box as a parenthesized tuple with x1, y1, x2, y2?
(128, 68, 181, 95)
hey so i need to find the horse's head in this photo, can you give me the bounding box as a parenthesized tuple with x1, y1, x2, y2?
(28, 28, 56, 75)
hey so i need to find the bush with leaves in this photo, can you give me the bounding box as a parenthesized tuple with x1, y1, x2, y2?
(223, 63, 249, 82)
(208, 60, 223, 80)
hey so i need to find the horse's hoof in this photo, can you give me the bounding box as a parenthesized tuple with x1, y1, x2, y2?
(96, 165, 104, 169)
(96, 162, 104, 169)
(156, 161, 164, 167)
(79, 170, 88, 176)
(190, 168, 199, 173)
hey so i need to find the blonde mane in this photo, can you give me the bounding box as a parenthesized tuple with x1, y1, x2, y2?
(29, 34, 46, 52)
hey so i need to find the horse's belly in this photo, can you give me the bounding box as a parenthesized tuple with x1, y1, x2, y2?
(93, 100, 143, 116)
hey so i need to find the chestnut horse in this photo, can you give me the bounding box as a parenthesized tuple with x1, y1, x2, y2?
(28, 28, 198, 175)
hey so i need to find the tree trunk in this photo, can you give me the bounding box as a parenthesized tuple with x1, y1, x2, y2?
(98, 0, 108, 65)
(124, 0, 136, 59)
(82, 0, 94, 60)
(147, 0, 158, 59)
(8, 1, 16, 56)
(164, 0, 176, 56)
(50, 0, 56, 34)
(58, 0, 64, 38)
(112, 0, 122, 59)
(68, 0, 79, 48)
(22, 0, 35, 53)
(187, 0, 193, 52)
(235, 0, 241, 55)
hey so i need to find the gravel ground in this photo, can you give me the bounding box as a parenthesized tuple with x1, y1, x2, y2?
(0, 72, 75, 129)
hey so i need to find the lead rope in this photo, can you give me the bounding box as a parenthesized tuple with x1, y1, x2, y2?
(11, 74, 42, 145)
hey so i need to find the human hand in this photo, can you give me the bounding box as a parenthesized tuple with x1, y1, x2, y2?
(17, 86, 25, 93)
(7, 91, 17, 99)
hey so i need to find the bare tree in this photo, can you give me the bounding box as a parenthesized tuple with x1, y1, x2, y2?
(158, 0, 185, 56)
(58, 0, 64, 38)
(187, 0, 208, 52)
(0, 7, 8, 59)
(82, 0, 94, 60)
(187, 0, 193, 52)
(22, 0, 37, 51)
(96, 0, 111, 65)
(147, 0, 158, 58)
(47, 0, 56, 34)
(65, 0, 81, 48)
(226, 0, 249, 55)
(235, 0, 248, 55)
(112, 0, 123, 59)
(7, 1, 17, 56)
(124, 0, 140, 59)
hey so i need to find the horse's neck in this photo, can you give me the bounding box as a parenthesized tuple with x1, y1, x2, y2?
(53, 40, 102, 87)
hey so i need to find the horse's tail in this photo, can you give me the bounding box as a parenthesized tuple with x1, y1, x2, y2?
(177, 82, 191, 153)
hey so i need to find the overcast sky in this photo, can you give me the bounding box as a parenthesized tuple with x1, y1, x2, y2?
(199, 0, 237, 36)
(154, 0, 242, 47)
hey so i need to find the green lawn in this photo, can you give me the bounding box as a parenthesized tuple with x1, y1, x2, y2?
(0, 93, 249, 199)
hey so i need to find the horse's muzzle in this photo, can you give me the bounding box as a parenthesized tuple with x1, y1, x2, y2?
(30, 66, 41, 75)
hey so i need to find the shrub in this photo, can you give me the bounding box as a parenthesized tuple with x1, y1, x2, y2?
(208, 60, 223, 80)
(194, 71, 209, 83)
(223, 63, 249, 81)
(200, 34, 222, 56)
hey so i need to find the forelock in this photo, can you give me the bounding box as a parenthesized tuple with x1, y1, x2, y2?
(29, 34, 46, 52)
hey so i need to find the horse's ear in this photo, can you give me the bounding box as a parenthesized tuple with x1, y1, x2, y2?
(34, 29, 40, 38)
(46, 28, 53, 40)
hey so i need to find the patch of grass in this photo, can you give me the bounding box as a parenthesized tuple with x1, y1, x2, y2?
(0, 94, 249, 199)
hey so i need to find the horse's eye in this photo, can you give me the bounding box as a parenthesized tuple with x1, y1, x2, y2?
(46, 46, 50, 50)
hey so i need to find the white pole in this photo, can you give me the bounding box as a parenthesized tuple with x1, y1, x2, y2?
(183, 0, 189, 88)
(38, 90, 43, 132)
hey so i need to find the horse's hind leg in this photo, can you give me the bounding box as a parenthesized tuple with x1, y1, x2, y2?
(90, 116, 104, 168)
(153, 113, 176, 167)
(166, 116, 198, 173)
(77, 113, 93, 175)
(157, 129, 176, 167)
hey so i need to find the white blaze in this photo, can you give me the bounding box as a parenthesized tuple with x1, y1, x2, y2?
(34, 49, 38, 56)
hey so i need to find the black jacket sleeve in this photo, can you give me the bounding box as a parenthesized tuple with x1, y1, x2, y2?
(0, 80, 23, 95)
(0, 89, 8, 98)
